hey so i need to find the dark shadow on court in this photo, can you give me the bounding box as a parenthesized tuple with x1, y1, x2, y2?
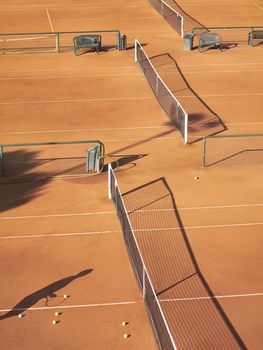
(149, 0, 207, 34)
(0, 269, 93, 320)
(0, 150, 52, 213)
(122, 178, 247, 349)
(147, 52, 227, 143)
(102, 154, 148, 172)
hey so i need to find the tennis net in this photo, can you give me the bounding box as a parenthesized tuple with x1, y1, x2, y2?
(202, 133, 263, 167)
(108, 163, 177, 350)
(149, 0, 184, 37)
(135, 39, 188, 143)
(0, 140, 104, 179)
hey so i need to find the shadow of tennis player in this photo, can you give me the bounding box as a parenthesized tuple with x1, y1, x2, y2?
(0, 269, 93, 320)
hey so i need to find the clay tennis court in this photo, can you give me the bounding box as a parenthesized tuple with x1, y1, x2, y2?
(0, 0, 262, 349)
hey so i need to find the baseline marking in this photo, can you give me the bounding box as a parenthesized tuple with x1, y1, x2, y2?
(160, 292, 263, 303)
(0, 301, 136, 313)
(1, 203, 262, 220)
(46, 8, 54, 32)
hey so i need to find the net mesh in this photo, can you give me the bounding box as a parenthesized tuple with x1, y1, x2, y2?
(136, 40, 188, 143)
(149, 0, 184, 37)
(109, 165, 177, 350)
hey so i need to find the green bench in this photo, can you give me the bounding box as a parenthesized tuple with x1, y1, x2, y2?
(73, 34, 102, 55)
(198, 32, 223, 52)
(248, 30, 263, 46)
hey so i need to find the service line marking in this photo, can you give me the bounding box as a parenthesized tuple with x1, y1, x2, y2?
(133, 222, 263, 232)
(159, 292, 263, 303)
(0, 301, 136, 313)
(0, 125, 170, 136)
(0, 203, 262, 220)
(0, 73, 141, 80)
(46, 8, 54, 32)
(0, 96, 152, 105)
(0, 230, 120, 240)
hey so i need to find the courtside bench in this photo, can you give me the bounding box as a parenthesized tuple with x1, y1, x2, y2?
(198, 32, 223, 52)
(73, 34, 102, 55)
(248, 30, 263, 46)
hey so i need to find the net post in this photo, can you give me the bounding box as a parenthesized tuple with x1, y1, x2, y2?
(134, 39, 138, 62)
(108, 163, 112, 199)
(0, 146, 3, 177)
(161, 0, 164, 15)
(202, 136, 207, 167)
(184, 113, 188, 144)
(155, 76, 159, 96)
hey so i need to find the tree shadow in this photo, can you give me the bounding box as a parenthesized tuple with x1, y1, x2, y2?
(0, 269, 93, 320)
(122, 178, 247, 349)
(147, 52, 227, 143)
(0, 150, 52, 213)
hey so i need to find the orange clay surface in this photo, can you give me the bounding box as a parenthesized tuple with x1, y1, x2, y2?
(0, 1, 263, 350)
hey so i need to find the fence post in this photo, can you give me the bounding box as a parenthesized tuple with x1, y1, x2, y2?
(0, 146, 3, 177)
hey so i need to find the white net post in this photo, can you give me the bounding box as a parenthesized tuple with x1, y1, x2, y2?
(143, 266, 146, 298)
(184, 114, 188, 144)
(108, 163, 112, 199)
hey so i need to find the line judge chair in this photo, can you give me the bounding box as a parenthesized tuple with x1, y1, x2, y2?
(73, 35, 102, 55)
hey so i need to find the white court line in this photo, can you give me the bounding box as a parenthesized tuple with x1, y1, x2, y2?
(0, 211, 115, 220)
(56, 16, 159, 22)
(159, 292, 263, 303)
(180, 62, 263, 67)
(178, 93, 263, 98)
(254, 3, 263, 10)
(2, 66, 135, 73)
(45, 8, 54, 32)
(162, 69, 263, 74)
(1, 203, 262, 220)
(0, 73, 141, 80)
(0, 125, 170, 136)
(0, 124, 262, 137)
(131, 203, 263, 213)
(133, 222, 263, 232)
(0, 230, 120, 240)
(0, 96, 152, 105)
(0, 301, 136, 313)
